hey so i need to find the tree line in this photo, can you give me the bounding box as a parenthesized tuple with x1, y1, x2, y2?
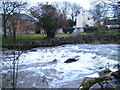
(1, 0, 119, 39)
(1, 1, 81, 39)
(90, 0, 120, 29)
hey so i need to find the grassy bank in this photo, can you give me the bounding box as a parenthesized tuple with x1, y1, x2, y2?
(97, 30, 119, 36)
(2, 34, 46, 47)
(2, 33, 78, 48)
(2, 30, 120, 50)
(2, 32, 88, 47)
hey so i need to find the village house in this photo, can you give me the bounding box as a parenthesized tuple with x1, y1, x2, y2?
(15, 14, 36, 34)
(58, 9, 97, 34)
(74, 9, 97, 32)
(0, 13, 36, 34)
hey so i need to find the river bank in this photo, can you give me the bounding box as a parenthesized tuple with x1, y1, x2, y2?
(3, 34, 120, 50)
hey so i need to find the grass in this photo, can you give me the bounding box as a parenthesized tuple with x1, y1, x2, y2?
(2, 34, 46, 47)
(2, 33, 77, 47)
(97, 30, 120, 36)
(56, 32, 88, 37)
(2, 30, 119, 49)
(2, 32, 88, 47)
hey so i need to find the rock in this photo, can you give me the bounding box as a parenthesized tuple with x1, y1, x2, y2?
(112, 71, 120, 79)
(113, 64, 120, 69)
(91, 56, 97, 59)
(98, 69, 111, 77)
(62, 45, 65, 47)
(64, 58, 78, 63)
(30, 48, 37, 52)
(52, 59, 58, 63)
(26, 41, 38, 46)
(48, 59, 58, 64)
(23, 50, 29, 53)
(98, 67, 104, 69)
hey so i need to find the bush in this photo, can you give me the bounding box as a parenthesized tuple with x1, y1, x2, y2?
(63, 27, 74, 34)
(84, 26, 98, 33)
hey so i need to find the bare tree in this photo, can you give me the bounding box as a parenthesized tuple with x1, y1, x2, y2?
(1, 2, 27, 39)
(112, 1, 120, 24)
(90, 0, 120, 26)
(52, 2, 81, 21)
(69, 3, 81, 21)
(89, 1, 113, 30)
(52, 2, 70, 18)
(2, 48, 23, 89)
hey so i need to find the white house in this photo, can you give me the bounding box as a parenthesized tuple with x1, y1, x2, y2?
(75, 9, 96, 32)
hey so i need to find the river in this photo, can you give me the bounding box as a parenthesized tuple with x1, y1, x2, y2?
(2, 44, 120, 88)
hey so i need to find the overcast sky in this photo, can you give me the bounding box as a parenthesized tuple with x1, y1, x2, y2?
(25, 0, 92, 10)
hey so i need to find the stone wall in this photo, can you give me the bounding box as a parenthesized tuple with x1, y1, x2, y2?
(25, 34, 120, 49)
(4, 34, 120, 50)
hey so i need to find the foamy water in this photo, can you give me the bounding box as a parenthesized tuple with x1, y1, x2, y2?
(2, 44, 119, 88)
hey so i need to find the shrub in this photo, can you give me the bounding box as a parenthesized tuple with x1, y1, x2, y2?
(84, 26, 98, 33)
(63, 27, 74, 34)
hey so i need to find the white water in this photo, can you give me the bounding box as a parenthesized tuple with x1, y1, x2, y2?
(2, 44, 119, 88)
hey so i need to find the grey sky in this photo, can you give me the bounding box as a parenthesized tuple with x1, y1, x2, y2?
(25, 0, 92, 10)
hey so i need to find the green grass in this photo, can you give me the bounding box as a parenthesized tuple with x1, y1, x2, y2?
(2, 30, 119, 48)
(56, 33, 73, 37)
(56, 32, 88, 38)
(2, 33, 75, 47)
(2, 32, 88, 47)
(2, 34, 46, 47)
(97, 30, 120, 36)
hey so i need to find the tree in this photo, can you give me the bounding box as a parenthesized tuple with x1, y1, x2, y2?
(29, 3, 68, 38)
(69, 3, 81, 21)
(52, 2, 81, 30)
(112, 1, 120, 24)
(89, 1, 113, 30)
(52, 2, 81, 21)
(52, 2, 70, 19)
(1, 2, 27, 39)
(2, 49, 23, 89)
(90, 0, 120, 26)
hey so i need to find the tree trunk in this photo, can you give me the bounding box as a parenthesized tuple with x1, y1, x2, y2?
(3, 23, 7, 38)
(46, 29, 55, 38)
(47, 34, 55, 38)
(79, 72, 118, 90)
(3, 15, 7, 38)
(13, 30, 16, 40)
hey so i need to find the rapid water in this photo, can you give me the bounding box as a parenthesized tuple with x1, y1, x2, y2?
(2, 44, 120, 88)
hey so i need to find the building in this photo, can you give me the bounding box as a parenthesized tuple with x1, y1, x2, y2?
(15, 14, 35, 34)
(75, 9, 97, 32)
(1, 13, 36, 34)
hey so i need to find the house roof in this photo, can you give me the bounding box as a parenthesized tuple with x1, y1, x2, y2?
(17, 14, 35, 21)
